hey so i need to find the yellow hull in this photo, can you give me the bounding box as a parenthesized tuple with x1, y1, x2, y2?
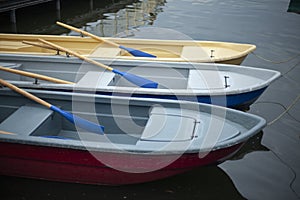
(0, 33, 256, 64)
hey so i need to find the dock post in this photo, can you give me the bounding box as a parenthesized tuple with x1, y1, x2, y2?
(90, 0, 94, 11)
(10, 9, 16, 23)
(56, 0, 61, 20)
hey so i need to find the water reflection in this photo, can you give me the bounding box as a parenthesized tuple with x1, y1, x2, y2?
(0, 0, 166, 35)
(229, 131, 269, 161)
(288, 0, 300, 14)
(0, 165, 245, 200)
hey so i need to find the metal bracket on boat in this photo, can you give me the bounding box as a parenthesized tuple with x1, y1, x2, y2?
(224, 76, 230, 88)
(210, 50, 215, 58)
(54, 49, 69, 57)
(33, 78, 39, 85)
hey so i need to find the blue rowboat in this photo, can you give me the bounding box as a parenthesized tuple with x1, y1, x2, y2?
(0, 54, 280, 110)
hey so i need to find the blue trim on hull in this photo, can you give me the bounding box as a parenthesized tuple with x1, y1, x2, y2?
(98, 87, 267, 110)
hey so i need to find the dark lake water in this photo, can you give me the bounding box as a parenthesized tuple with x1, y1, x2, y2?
(0, 0, 299, 199)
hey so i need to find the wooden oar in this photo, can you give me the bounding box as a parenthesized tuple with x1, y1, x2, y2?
(56, 21, 157, 58)
(37, 38, 158, 88)
(0, 130, 14, 135)
(0, 79, 104, 134)
(0, 130, 68, 139)
(22, 40, 58, 51)
(0, 66, 74, 84)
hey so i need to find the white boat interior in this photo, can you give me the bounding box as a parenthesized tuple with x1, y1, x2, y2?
(0, 89, 266, 153)
(0, 58, 280, 96)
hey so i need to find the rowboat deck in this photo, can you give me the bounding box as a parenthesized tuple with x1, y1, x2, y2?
(0, 33, 256, 64)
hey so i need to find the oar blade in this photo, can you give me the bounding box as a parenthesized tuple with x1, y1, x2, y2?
(50, 106, 104, 134)
(119, 45, 156, 58)
(40, 135, 70, 140)
(112, 69, 158, 88)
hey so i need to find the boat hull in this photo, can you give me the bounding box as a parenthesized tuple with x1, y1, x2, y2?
(87, 87, 267, 110)
(0, 89, 266, 185)
(218, 56, 247, 65)
(0, 141, 242, 185)
(0, 33, 256, 64)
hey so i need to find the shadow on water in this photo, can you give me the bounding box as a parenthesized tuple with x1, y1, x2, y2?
(0, 166, 245, 200)
(229, 131, 269, 161)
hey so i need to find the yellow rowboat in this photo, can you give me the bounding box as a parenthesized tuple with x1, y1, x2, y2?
(0, 33, 256, 64)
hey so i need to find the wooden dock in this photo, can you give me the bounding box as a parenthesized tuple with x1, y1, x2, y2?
(0, 0, 59, 23)
(0, 0, 55, 13)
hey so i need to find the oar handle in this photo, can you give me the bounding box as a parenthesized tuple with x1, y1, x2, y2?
(0, 66, 74, 84)
(38, 38, 114, 71)
(0, 79, 51, 108)
(56, 21, 119, 48)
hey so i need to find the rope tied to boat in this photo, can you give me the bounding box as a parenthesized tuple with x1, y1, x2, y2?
(251, 52, 300, 64)
(254, 94, 300, 126)
(267, 94, 300, 126)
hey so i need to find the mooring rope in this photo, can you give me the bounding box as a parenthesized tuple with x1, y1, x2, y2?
(251, 54, 300, 126)
(251, 52, 300, 64)
(254, 96, 300, 126)
(282, 59, 300, 76)
(251, 50, 300, 198)
(266, 94, 300, 126)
